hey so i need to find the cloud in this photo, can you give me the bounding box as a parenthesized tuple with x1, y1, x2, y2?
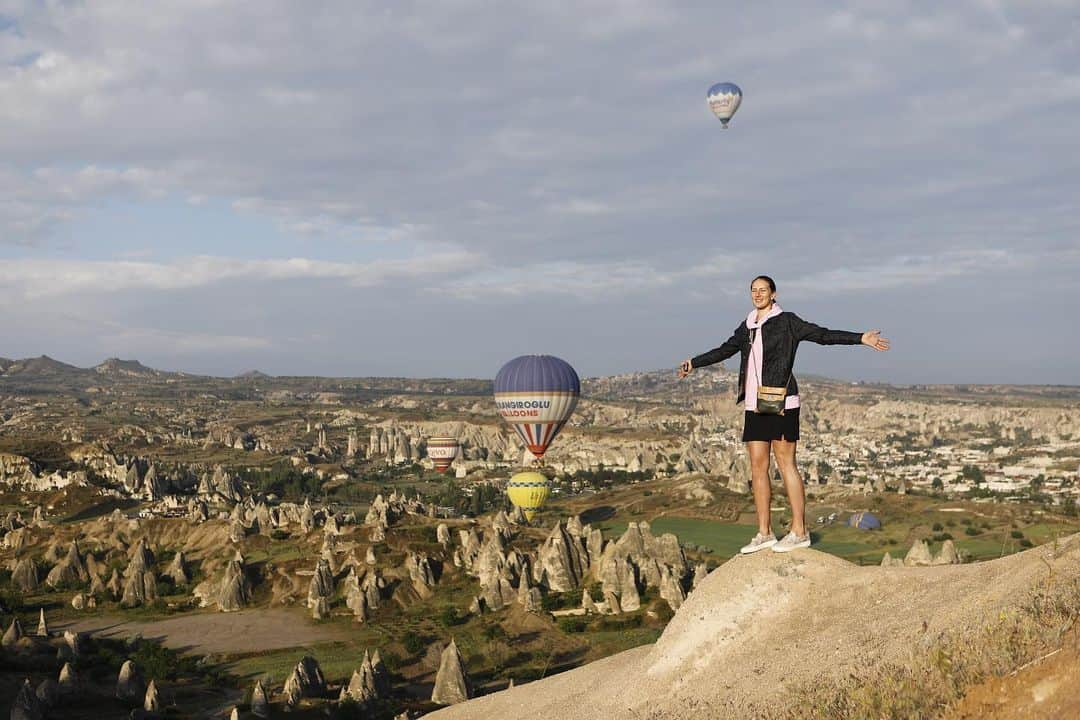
(0, 252, 485, 301)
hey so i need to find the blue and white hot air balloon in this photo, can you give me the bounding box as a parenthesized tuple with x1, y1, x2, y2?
(494, 355, 580, 461)
(707, 82, 742, 127)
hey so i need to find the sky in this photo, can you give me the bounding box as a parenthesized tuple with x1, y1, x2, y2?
(1, 1, 1078, 383)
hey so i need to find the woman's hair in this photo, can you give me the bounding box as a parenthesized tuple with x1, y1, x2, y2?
(751, 275, 777, 293)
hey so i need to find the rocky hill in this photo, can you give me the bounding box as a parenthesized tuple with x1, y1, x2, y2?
(429, 534, 1080, 719)
(92, 358, 164, 378)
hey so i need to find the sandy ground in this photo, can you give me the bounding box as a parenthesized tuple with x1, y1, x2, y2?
(59, 607, 341, 655)
(429, 533, 1080, 720)
(944, 626, 1080, 720)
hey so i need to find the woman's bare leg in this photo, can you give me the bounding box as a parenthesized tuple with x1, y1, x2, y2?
(747, 441, 772, 535)
(771, 438, 806, 536)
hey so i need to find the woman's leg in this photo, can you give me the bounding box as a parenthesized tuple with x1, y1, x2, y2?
(771, 438, 807, 537)
(747, 441, 772, 535)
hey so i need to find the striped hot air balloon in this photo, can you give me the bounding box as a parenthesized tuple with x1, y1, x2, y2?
(706, 82, 742, 127)
(506, 471, 550, 522)
(426, 437, 459, 474)
(494, 355, 580, 461)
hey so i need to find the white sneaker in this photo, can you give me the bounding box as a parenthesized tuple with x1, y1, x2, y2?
(772, 531, 811, 553)
(739, 532, 777, 554)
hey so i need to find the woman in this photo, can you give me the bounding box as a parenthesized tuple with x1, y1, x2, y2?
(678, 276, 890, 554)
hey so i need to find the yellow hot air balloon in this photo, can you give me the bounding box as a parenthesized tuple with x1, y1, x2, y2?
(506, 471, 549, 522)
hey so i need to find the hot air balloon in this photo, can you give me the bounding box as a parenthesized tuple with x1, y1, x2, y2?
(494, 355, 580, 461)
(426, 437, 460, 474)
(706, 82, 742, 127)
(506, 471, 550, 522)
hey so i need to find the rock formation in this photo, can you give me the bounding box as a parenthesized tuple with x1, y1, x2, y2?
(12, 556, 40, 592)
(36, 608, 48, 637)
(431, 638, 472, 705)
(250, 679, 270, 718)
(45, 539, 89, 588)
(121, 539, 158, 608)
(57, 663, 77, 695)
(2, 617, 23, 648)
(284, 655, 326, 705)
(144, 679, 160, 711)
(116, 660, 146, 701)
(903, 539, 934, 567)
(166, 551, 190, 585)
(933, 539, 960, 565)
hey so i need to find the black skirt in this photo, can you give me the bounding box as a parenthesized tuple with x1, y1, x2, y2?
(742, 408, 800, 442)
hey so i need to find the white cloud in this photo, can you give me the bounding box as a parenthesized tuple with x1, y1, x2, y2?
(0, 252, 486, 302)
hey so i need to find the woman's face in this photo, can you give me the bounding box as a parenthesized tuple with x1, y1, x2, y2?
(750, 279, 775, 310)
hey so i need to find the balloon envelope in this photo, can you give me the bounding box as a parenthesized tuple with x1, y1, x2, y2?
(506, 471, 550, 522)
(847, 511, 882, 530)
(426, 437, 459, 474)
(706, 82, 742, 126)
(494, 355, 580, 460)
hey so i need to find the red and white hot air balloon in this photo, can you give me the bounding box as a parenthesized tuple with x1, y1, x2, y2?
(426, 437, 460, 474)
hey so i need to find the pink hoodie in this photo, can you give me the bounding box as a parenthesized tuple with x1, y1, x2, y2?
(744, 304, 800, 413)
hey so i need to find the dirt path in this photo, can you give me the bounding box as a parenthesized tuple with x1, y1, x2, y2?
(59, 607, 341, 655)
(428, 534, 1080, 720)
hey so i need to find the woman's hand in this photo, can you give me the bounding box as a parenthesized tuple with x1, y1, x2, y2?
(861, 330, 890, 351)
(678, 358, 693, 378)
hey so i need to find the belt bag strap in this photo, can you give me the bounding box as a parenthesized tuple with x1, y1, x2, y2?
(749, 328, 793, 416)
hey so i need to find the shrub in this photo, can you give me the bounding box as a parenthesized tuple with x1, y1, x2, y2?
(1010, 530, 1024, 539)
(437, 606, 461, 628)
(932, 533, 953, 542)
(558, 617, 587, 633)
(964, 526, 980, 536)
(1019, 539, 1034, 548)
(932, 523, 944, 532)
(270, 529, 290, 541)
(401, 630, 426, 655)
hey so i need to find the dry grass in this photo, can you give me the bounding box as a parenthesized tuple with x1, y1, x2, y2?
(782, 560, 1079, 719)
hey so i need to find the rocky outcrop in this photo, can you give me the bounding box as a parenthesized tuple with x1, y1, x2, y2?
(45, 540, 89, 588)
(250, 679, 270, 718)
(36, 608, 48, 638)
(437, 523, 451, 547)
(307, 558, 335, 609)
(284, 655, 326, 705)
(166, 551, 190, 585)
(2, 617, 24, 648)
(13, 556, 40, 593)
(341, 649, 381, 703)
(116, 660, 146, 701)
(57, 663, 77, 695)
(903, 539, 934, 567)
(405, 552, 436, 597)
(659, 565, 686, 611)
(431, 638, 472, 705)
(535, 521, 588, 592)
(121, 540, 158, 608)
(10, 678, 41, 720)
(143, 679, 160, 711)
(933, 539, 960, 565)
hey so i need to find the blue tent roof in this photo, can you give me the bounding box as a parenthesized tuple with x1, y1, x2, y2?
(847, 511, 881, 530)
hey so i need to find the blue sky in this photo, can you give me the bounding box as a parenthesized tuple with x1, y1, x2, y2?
(1, 1, 1078, 383)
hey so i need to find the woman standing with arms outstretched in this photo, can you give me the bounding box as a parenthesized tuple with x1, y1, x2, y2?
(678, 276, 890, 553)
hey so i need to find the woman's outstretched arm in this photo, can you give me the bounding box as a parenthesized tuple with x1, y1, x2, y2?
(679, 325, 744, 377)
(789, 313, 889, 350)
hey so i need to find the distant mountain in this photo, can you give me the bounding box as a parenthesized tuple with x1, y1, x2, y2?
(0, 355, 85, 376)
(94, 358, 163, 377)
(237, 369, 271, 379)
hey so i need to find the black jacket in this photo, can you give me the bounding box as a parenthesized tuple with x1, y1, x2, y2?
(691, 311, 862, 404)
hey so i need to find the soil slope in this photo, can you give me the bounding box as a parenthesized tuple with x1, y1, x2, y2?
(430, 534, 1080, 720)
